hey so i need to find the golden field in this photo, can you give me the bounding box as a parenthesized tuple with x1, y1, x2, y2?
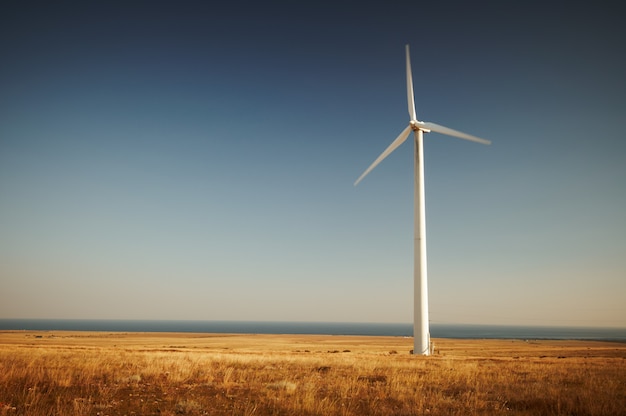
(0, 331, 624, 415)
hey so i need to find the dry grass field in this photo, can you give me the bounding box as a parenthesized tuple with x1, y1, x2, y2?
(1, 331, 624, 415)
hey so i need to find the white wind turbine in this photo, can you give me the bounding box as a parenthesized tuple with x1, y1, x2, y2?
(355, 45, 491, 355)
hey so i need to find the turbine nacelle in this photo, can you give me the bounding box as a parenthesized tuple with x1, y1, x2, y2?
(410, 120, 431, 133)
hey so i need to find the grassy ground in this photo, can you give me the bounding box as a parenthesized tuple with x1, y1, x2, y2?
(1, 331, 624, 415)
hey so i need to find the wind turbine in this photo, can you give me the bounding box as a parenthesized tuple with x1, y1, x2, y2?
(355, 45, 491, 355)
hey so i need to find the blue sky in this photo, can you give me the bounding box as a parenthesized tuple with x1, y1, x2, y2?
(1, 1, 625, 327)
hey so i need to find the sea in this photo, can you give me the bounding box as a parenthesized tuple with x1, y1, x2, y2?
(1, 319, 625, 342)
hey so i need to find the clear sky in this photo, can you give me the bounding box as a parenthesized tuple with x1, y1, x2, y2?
(1, 1, 625, 327)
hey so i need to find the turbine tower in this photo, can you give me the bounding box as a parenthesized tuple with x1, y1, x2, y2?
(355, 45, 491, 355)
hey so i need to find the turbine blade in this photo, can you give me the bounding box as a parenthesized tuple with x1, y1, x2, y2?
(354, 125, 412, 186)
(406, 45, 417, 121)
(419, 121, 491, 145)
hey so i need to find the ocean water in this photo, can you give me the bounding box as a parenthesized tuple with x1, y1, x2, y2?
(1, 319, 625, 341)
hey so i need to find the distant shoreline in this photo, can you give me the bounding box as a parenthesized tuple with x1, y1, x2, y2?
(1, 319, 624, 342)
